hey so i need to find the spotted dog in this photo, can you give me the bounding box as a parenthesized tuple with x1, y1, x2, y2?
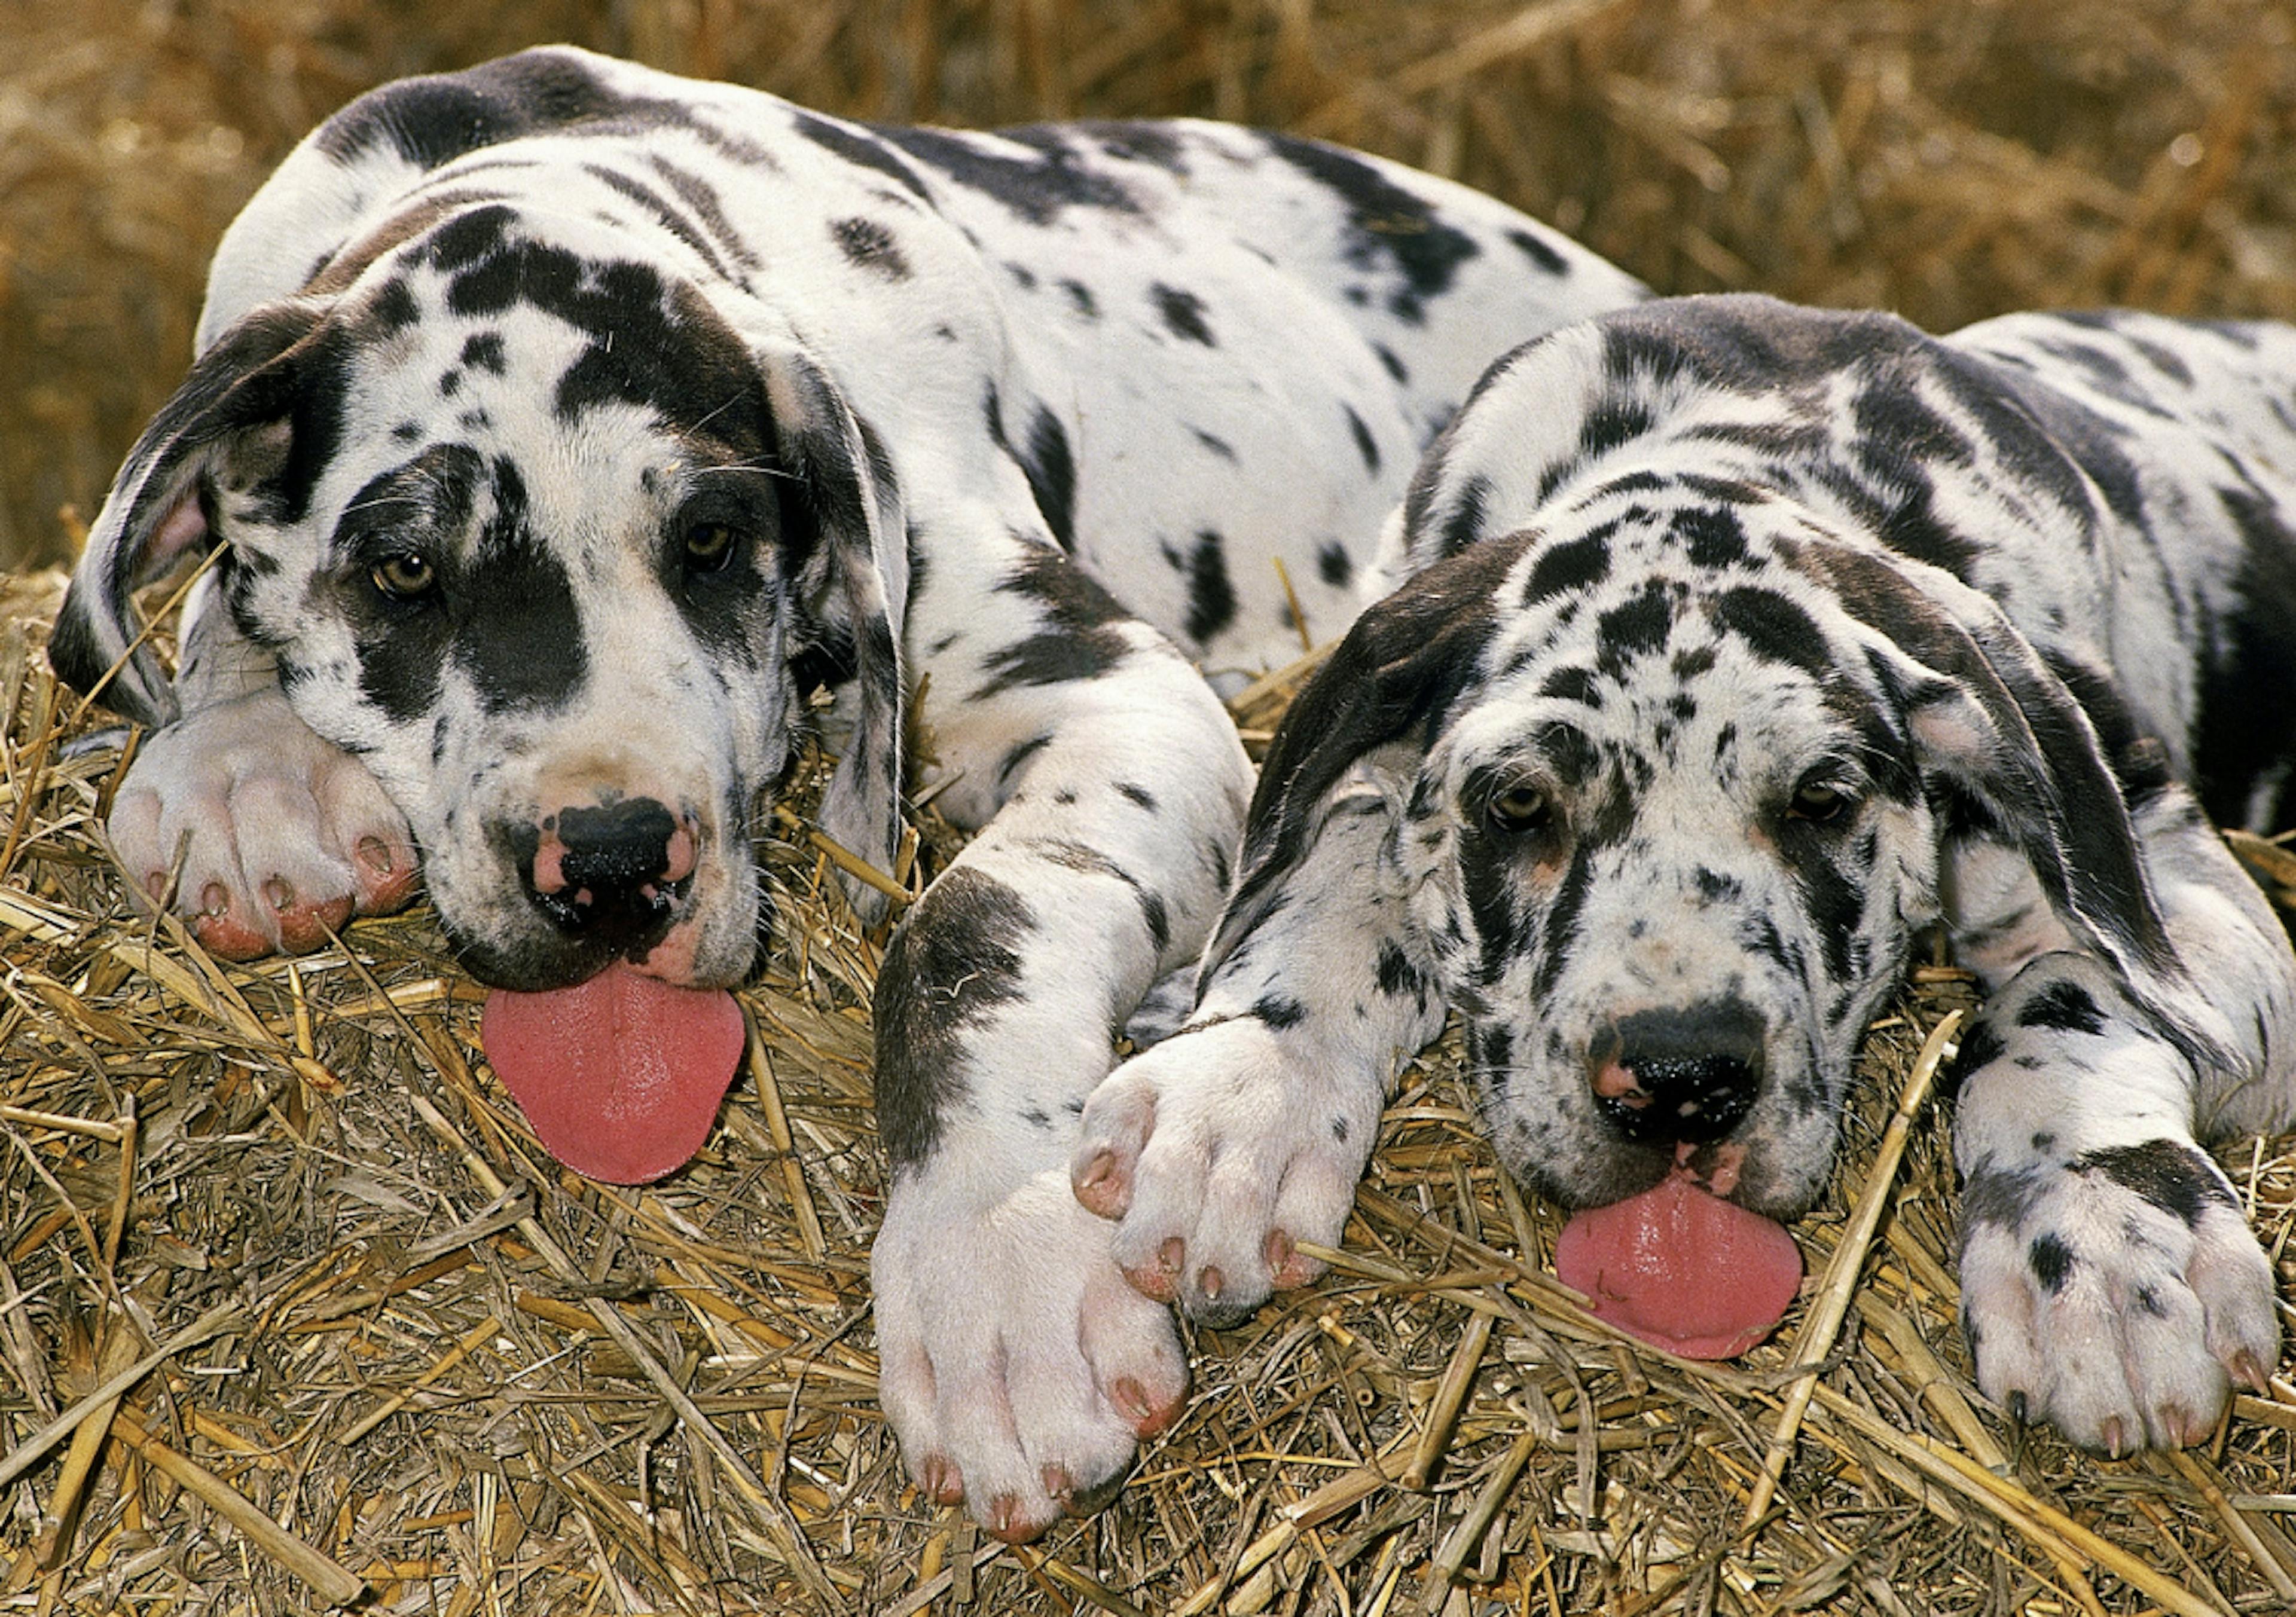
(47, 46, 1647, 1538)
(1077, 293, 2296, 1454)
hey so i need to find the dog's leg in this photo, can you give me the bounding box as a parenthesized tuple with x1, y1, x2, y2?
(868, 558, 1259, 1541)
(103, 578, 416, 957)
(1951, 793, 2296, 1451)
(1073, 781, 1445, 1326)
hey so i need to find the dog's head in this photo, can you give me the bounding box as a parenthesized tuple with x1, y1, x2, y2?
(1213, 295, 2203, 1220)
(51, 199, 905, 990)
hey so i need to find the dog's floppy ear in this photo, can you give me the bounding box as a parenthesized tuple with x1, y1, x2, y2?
(1793, 538, 2220, 1057)
(49, 301, 331, 726)
(1203, 530, 1537, 976)
(759, 345, 908, 924)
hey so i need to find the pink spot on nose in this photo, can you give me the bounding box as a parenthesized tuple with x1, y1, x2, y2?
(1593, 1060, 1645, 1103)
(1675, 1141, 1748, 1198)
(532, 830, 570, 895)
(664, 819, 698, 884)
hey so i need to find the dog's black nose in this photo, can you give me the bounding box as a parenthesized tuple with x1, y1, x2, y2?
(1595, 1002, 1764, 1145)
(530, 797, 689, 949)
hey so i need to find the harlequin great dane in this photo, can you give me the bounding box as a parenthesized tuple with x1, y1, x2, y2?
(1076, 293, 2296, 1457)
(47, 46, 1647, 1538)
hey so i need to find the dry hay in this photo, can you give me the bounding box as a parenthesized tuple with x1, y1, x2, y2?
(0, 573, 2293, 1617)
(8, 2, 2296, 1612)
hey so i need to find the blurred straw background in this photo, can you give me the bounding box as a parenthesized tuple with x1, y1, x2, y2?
(5, 2, 2296, 1612)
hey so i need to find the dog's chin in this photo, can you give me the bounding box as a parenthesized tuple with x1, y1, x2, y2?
(1500, 1124, 1833, 1221)
(442, 922, 623, 994)
(437, 889, 765, 994)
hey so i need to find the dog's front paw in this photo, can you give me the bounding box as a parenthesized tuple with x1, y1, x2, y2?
(1959, 1139, 2279, 1453)
(1072, 1017, 1377, 1328)
(108, 690, 418, 958)
(872, 1166, 1185, 1542)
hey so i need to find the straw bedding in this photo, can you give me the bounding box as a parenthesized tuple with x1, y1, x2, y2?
(6, 3, 2296, 1612)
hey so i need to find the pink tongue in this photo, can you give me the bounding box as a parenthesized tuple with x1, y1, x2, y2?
(480, 964, 745, 1184)
(1553, 1174, 1803, 1359)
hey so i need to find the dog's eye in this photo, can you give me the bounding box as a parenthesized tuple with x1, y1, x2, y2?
(1788, 781, 1851, 824)
(370, 553, 437, 601)
(685, 521, 737, 573)
(1486, 783, 1552, 835)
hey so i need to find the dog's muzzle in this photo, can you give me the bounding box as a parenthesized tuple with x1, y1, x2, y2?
(521, 796, 699, 955)
(1592, 1001, 1766, 1145)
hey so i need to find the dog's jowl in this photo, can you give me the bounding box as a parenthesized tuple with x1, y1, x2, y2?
(1077, 293, 2296, 1459)
(48, 47, 1646, 1538)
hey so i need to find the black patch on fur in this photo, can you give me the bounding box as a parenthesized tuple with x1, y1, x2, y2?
(1594, 581, 1672, 674)
(1437, 475, 1492, 560)
(330, 449, 586, 722)
(1116, 781, 1158, 811)
(325, 444, 476, 723)
(1530, 846, 1595, 998)
(1523, 531, 1611, 605)
(460, 331, 506, 374)
(1784, 827, 1867, 982)
(794, 112, 933, 199)
(981, 387, 1077, 552)
(1942, 1017, 2007, 1097)
(1184, 530, 1237, 644)
(1540, 666, 1601, 706)
(997, 735, 1052, 786)
(2028, 1233, 2075, 1294)
(650, 154, 765, 272)
(454, 457, 589, 714)
(1031, 839, 1170, 954)
(1951, 341, 2142, 530)
(2016, 980, 2108, 1036)
(2075, 1139, 2233, 1225)
(1961, 1162, 2042, 1227)
(1579, 398, 1653, 460)
(977, 549, 1132, 696)
(1506, 227, 1569, 274)
(1318, 542, 1354, 588)
(435, 223, 760, 445)
(1710, 586, 1830, 678)
(1152, 283, 1215, 346)
(314, 49, 692, 169)
(1345, 405, 1381, 474)
(871, 123, 1138, 222)
(2192, 480, 2296, 829)
(1071, 120, 1188, 171)
(1263, 132, 1479, 322)
(874, 867, 1035, 1169)
(1022, 407, 1077, 551)
(371, 278, 420, 335)
(1678, 505, 1748, 569)
(831, 216, 912, 279)
(1254, 994, 1308, 1029)
(1470, 1023, 1515, 1090)
(585, 161, 734, 280)
(1376, 940, 1425, 998)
